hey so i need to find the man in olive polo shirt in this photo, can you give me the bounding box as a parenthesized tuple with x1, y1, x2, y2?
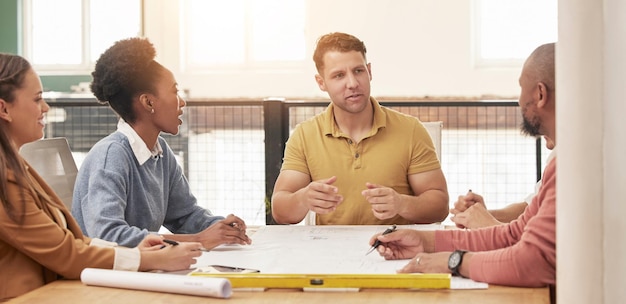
(271, 32, 449, 225)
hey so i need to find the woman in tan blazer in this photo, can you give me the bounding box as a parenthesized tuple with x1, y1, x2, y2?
(0, 53, 204, 301)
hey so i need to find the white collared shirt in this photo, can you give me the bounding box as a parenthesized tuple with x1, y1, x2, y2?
(525, 148, 557, 204)
(116, 119, 163, 165)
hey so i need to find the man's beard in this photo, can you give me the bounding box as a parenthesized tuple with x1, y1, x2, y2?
(521, 116, 542, 137)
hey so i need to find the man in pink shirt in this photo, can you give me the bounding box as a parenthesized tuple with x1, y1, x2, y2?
(450, 135, 554, 229)
(370, 42, 556, 288)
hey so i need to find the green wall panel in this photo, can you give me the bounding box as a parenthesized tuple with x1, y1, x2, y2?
(40, 75, 93, 92)
(0, 0, 19, 54)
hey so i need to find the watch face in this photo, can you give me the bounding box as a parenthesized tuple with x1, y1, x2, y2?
(448, 251, 461, 268)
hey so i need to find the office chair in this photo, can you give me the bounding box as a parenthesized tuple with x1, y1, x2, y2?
(422, 121, 443, 161)
(303, 121, 444, 225)
(19, 137, 78, 209)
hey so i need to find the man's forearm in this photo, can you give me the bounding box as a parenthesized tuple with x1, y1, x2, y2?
(398, 190, 449, 223)
(271, 191, 309, 224)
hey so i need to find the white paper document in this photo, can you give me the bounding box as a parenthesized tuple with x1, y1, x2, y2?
(451, 276, 488, 289)
(193, 225, 487, 289)
(80, 268, 232, 298)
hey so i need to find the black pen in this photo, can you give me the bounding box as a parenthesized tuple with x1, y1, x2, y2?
(366, 225, 397, 255)
(160, 239, 179, 249)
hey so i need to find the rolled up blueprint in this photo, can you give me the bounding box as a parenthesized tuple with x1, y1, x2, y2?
(80, 268, 232, 298)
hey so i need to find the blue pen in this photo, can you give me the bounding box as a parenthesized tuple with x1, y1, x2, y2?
(366, 225, 397, 255)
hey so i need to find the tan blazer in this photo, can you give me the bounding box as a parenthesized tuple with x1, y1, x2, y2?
(0, 162, 115, 301)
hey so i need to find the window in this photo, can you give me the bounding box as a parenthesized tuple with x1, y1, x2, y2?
(22, 0, 142, 73)
(181, 0, 306, 72)
(474, 0, 557, 67)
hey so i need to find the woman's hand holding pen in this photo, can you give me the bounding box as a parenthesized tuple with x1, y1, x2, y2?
(136, 235, 197, 250)
(195, 214, 252, 250)
(138, 240, 203, 272)
(137, 234, 169, 251)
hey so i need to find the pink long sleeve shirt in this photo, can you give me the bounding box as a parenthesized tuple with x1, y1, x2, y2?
(435, 156, 556, 287)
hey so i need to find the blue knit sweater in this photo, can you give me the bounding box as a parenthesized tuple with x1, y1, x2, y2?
(71, 131, 223, 246)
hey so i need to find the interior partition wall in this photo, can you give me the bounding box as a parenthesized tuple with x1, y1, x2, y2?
(45, 98, 547, 225)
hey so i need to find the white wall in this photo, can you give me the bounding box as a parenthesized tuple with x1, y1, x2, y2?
(558, 0, 626, 303)
(144, 0, 522, 99)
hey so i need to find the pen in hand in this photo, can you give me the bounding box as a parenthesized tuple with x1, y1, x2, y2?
(160, 239, 179, 249)
(366, 225, 397, 255)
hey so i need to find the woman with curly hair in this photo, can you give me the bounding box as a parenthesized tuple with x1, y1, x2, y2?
(71, 37, 251, 249)
(0, 53, 203, 301)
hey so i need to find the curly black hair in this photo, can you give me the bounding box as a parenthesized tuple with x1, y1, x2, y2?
(91, 37, 165, 123)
